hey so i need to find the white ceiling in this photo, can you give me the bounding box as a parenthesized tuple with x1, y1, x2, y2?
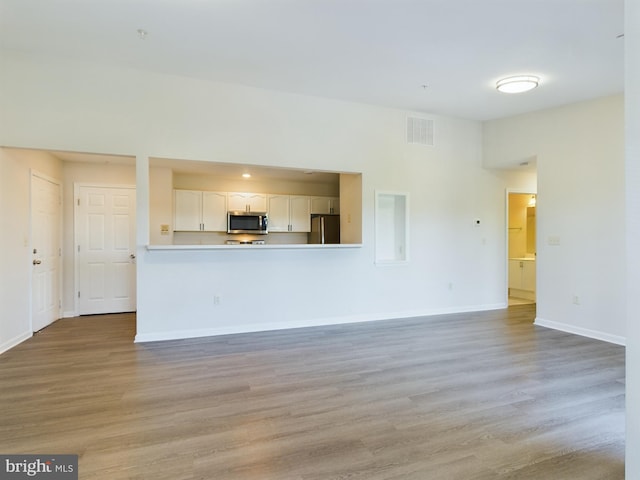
(0, 0, 624, 121)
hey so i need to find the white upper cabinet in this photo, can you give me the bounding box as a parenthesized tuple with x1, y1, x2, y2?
(267, 195, 311, 232)
(174, 190, 202, 231)
(310, 196, 339, 215)
(289, 196, 311, 232)
(201, 192, 228, 231)
(267, 195, 290, 232)
(174, 190, 227, 231)
(228, 192, 267, 212)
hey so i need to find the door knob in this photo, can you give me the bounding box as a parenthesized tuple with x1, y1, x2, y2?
(33, 259, 42, 265)
(130, 254, 136, 259)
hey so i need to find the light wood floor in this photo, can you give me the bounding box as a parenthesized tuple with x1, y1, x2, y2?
(0, 306, 625, 479)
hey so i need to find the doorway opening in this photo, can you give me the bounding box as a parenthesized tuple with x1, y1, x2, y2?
(507, 192, 536, 306)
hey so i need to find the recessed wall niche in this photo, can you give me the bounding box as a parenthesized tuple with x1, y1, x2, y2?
(375, 191, 409, 264)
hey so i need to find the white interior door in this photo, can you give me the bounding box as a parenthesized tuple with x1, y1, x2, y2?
(77, 185, 136, 315)
(31, 173, 62, 331)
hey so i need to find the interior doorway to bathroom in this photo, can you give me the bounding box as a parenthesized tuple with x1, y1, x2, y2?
(507, 192, 536, 306)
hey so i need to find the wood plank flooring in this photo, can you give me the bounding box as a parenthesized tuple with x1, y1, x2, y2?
(0, 306, 625, 479)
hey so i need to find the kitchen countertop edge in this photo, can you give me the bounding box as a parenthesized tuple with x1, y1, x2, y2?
(146, 244, 363, 251)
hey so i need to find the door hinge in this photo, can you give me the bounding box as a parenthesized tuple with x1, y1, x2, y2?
(77, 198, 80, 206)
(78, 291, 80, 298)
(77, 245, 80, 253)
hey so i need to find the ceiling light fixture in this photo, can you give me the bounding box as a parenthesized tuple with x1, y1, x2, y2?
(242, 173, 251, 178)
(137, 29, 148, 40)
(496, 75, 539, 94)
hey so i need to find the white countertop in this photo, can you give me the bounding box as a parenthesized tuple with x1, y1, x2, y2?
(147, 243, 362, 251)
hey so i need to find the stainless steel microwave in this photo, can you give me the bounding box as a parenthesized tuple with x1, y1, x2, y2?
(227, 211, 268, 234)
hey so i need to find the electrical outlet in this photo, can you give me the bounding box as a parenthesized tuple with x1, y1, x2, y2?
(572, 295, 580, 305)
(213, 295, 221, 305)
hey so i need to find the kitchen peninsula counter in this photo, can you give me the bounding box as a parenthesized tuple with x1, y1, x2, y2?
(147, 243, 362, 251)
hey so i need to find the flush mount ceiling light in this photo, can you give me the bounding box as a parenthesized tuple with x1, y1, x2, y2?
(496, 75, 539, 94)
(242, 173, 251, 178)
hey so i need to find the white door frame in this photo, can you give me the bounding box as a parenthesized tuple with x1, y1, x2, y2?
(30, 170, 63, 331)
(505, 188, 537, 306)
(73, 182, 136, 316)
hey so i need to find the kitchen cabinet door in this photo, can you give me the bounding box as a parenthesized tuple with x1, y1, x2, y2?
(267, 195, 290, 232)
(508, 260, 523, 290)
(329, 197, 339, 214)
(228, 192, 267, 212)
(174, 190, 202, 231)
(202, 191, 227, 232)
(289, 196, 311, 232)
(310, 196, 339, 214)
(227, 192, 248, 211)
(522, 260, 536, 292)
(247, 194, 267, 212)
(174, 190, 227, 232)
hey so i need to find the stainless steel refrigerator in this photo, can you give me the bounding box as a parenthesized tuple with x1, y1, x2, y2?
(308, 214, 340, 244)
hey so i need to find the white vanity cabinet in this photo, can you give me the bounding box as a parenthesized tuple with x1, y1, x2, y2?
(267, 195, 311, 232)
(509, 258, 536, 300)
(174, 190, 227, 232)
(310, 196, 340, 215)
(228, 192, 267, 212)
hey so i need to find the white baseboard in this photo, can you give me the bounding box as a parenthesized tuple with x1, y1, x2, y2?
(134, 303, 507, 343)
(0, 330, 32, 355)
(63, 311, 77, 318)
(534, 317, 626, 346)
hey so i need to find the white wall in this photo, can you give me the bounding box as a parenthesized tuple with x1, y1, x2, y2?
(149, 167, 174, 245)
(172, 173, 339, 197)
(484, 95, 625, 344)
(625, 0, 640, 474)
(0, 50, 529, 342)
(0, 148, 62, 353)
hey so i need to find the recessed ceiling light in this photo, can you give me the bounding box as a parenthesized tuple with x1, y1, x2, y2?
(242, 173, 251, 178)
(496, 75, 540, 94)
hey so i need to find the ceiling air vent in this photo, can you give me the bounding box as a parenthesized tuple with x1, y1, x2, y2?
(407, 117, 434, 146)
